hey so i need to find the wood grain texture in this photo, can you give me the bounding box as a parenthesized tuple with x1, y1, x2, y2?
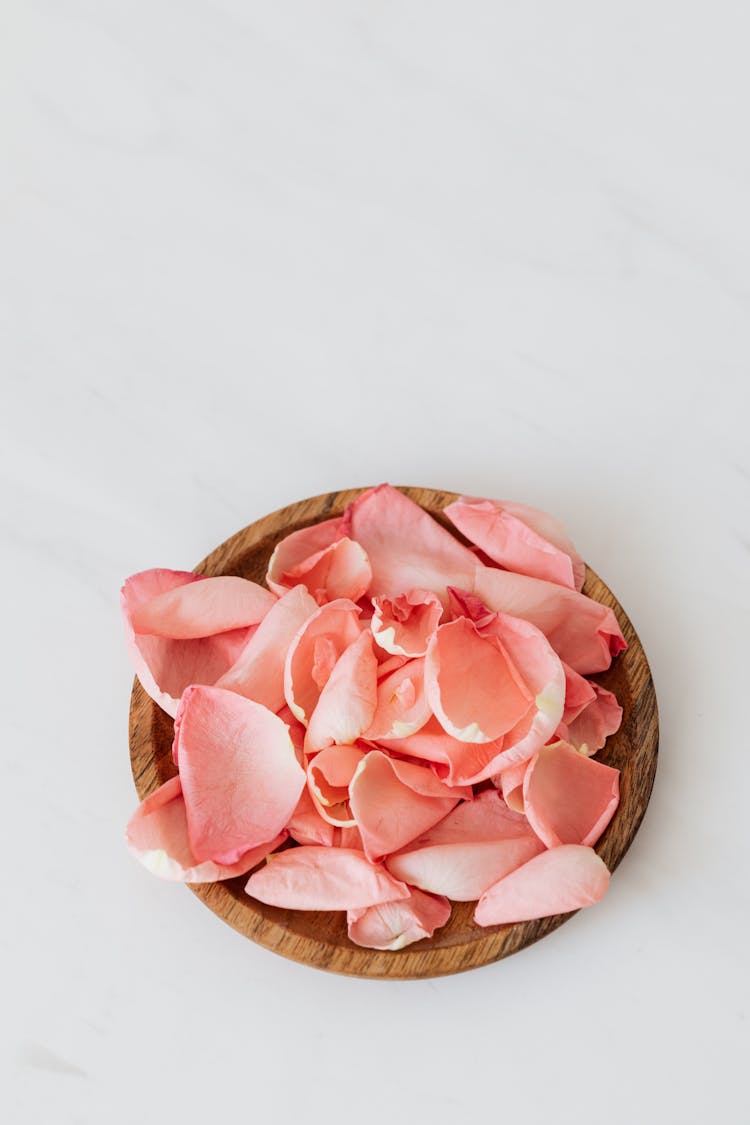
(129, 486, 659, 979)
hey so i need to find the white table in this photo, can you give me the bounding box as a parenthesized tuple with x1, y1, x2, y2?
(3, 3, 748, 1123)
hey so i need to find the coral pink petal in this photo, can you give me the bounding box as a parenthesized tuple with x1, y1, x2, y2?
(125, 776, 285, 882)
(130, 574, 276, 639)
(497, 761, 529, 812)
(345, 484, 477, 602)
(409, 790, 533, 845)
(349, 751, 465, 862)
(523, 740, 620, 848)
(216, 586, 318, 712)
(371, 589, 443, 657)
(560, 683, 623, 755)
(304, 632, 378, 753)
(378, 718, 505, 788)
(347, 888, 451, 950)
(266, 517, 345, 593)
(472, 566, 626, 674)
(500, 500, 586, 590)
(174, 685, 306, 864)
(245, 847, 410, 910)
(474, 845, 611, 925)
(365, 657, 432, 740)
(386, 836, 544, 901)
(445, 497, 584, 590)
(121, 569, 257, 717)
(287, 786, 336, 847)
(284, 599, 362, 725)
(284, 538, 372, 606)
(425, 618, 534, 743)
(306, 744, 366, 828)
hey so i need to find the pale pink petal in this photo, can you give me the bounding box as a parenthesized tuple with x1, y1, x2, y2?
(287, 786, 336, 847)
(304, 632, 378, 753)
(349, 750, 465, 862)
(523, 740, 620, 848)
(266, 517, 345, 593)
(306, 744, 366, 828)
(130, 574, 276, 638)
(445, 497, 584, 590)
(497, 761, 529, 812)
(474, 845, 611, 925)
(344, 484, 477, 602)
(558, 682, 623, 756)
(472, 565, 626, 674)
(216, 586, 318, 712)
(425, 618, 534, 743)
(364, 657, 432, 740)
(174, 685, 305, 864)
(378, 717, 506, 788)
(376, 652, 409, 679)
(347, 888, 451, 950)
(335, 825, 366, 850)
(125, 776, 285, 882)
(283, 599, 362, 725)
(245, 847, 410, 910)
(386, 836, 544, 901)
(371, 589, 443, 657)
(407, 790, 532, 845)
(121, 569, 257, 717)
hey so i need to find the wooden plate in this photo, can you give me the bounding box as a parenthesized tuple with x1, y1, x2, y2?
(129, 486, 658, 979)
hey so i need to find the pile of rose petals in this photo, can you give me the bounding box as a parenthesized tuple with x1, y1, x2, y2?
(123, 485, 626, 951)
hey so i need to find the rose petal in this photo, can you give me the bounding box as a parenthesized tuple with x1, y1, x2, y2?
(371, 589, 443, 657)
(304, 632, 378, 753)
(245, 847, 410, 910)
(121, 569, 258, 717)
(130, 574, 276, 638)
(306, 744, 366, 828)
(287, 785, 336, 847)
(364, 657, 432, 740)
(474, 844, 611, 925)
(344, 484, 477, 601)
(174, 685, 305, 864)
(445, 496, 584, 590)
(472, 566, 626, 674)
(496, 760, 529, 812)
(425, 618, 534, 743)
(347, 888, 451, 950)
(349, 750, 467, 862)
(283, 599, 362, 724)
(267, 517, 344, 592)
(409, 789, 533, 845)
(126, 776, 285, 882)
(523, 740, 620, 848)
(556, 672, 623, 755)
(216, 585, 318, 712)
(386, 836, 544, 901)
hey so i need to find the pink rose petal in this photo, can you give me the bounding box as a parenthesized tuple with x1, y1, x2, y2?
(555, 667, 623, 755)
(287, 785, 336, 847)
(371, 589, 443, 657)
(425, 618, 534, 743)
(174, 685, 305, 864)
(121, 569, 259, 717)
(386, 836, 544, 901)
(306, 744, 366, 828)
(245, 847, 410, 910)
(126, 776, 285, 882)
(304, 631, 378, 753)
(523, 740, 620, 848)
(347, 887, 451, 950)
(412, 789, 533, 845)
(474, 844, 611, 925)
(349, 750, 468, 862)
(364, 657, 432, 740)
(267, 517, 372, 604)
(444, 496, 585, 590)
(130, 574, 276, 639)
(284, 599, 362, 725)
(216, 585, 318, 712)
(344, 484, 477, 601)
(472, 566, 626, 674)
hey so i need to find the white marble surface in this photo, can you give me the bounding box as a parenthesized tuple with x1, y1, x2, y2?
(3, 2, 749, 1122)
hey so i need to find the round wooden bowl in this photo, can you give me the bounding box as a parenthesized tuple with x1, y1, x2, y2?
(129, 486, 658, 979)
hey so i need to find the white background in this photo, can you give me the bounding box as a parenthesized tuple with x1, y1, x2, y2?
(2, 3, 749, 1123)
